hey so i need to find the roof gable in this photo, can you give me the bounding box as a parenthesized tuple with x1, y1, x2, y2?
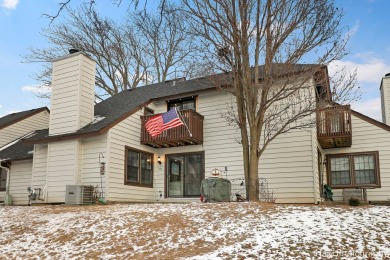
(0, 107, 49, 130)
(0, 131, 43, 161)
(351, 110, 390, 132)
(25, 64, 320, 143)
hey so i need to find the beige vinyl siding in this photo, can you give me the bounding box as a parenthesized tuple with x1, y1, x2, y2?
(324, 114, 390, 201)
(0, 111, 49, 148)
(80, 134, 108, 198)
(8, 160, 33, 205)
(46, 140, 80, 203)
(204, 84, 316, 203)
(30, 136, 108, 203)
(31, 144, 48, 190)
(49, 53, 95, 135)
(148, 90, 241, 201)
(107, 110, 156, 202)
(147, 88, 317, 203)
(259, 130, 316, 203)
(331, 188, 343, 201)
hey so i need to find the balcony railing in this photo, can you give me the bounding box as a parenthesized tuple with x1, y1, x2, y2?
(140, 109, 204, 148)
(317, 105, 352, 149)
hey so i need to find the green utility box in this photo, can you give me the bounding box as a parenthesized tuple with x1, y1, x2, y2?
(200, 177, 231, 202)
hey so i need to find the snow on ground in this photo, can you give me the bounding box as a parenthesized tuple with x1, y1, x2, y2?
(0, 203, 389, 259)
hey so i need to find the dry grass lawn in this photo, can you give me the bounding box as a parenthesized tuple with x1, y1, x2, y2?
(0, 202, 389, 259)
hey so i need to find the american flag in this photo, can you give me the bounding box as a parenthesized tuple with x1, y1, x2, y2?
(145, 108, 184, 137)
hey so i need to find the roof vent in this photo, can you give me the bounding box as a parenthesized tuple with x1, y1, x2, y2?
(165, 77, 186, 83)
(69, 49, 80, 54)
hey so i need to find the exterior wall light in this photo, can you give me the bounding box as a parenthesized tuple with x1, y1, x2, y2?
(157, 156, 162, 165)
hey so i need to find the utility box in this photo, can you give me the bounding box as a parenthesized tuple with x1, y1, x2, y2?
(200, 177, 231, 202)
(4, 195, 12, 206)
(65, 185, 94, 205)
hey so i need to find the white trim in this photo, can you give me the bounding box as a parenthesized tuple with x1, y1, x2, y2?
(0, 160, 11, 202)
(0, 131, 35, 152)
(311, 128, 319, 204)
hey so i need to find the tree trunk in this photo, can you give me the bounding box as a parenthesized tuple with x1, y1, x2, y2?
(248, 143, 260, 201)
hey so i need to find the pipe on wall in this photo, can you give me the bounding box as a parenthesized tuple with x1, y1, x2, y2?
(0, 160, 11, 205)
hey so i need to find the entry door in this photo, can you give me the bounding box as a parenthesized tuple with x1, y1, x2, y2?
(167, 157, 183, 197)
(167, 153, 203, 197)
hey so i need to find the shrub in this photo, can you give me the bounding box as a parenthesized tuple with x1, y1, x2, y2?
(348, 197, 361, 206)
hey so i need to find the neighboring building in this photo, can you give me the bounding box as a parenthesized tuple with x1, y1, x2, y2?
(0, 108, 49, 204)
(0, 107, 49, 148)
(1, 51, 390, 205)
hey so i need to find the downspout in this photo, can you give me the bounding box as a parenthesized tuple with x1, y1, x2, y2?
(311, 129, 319, 204)
(0, 160, 11, 206)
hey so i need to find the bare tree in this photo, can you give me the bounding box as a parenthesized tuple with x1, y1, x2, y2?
(26, 3, 205, 100)
(132, 4, 206, 82)
(42, 0, 358, 201)
(182, 0, 356, 201)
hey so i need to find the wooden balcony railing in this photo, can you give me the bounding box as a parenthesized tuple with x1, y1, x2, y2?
(317, 105, 352, 149)
(140, 109, 204, 148)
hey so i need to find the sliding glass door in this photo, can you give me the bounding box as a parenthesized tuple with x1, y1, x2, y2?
(167, 152, 204, 197)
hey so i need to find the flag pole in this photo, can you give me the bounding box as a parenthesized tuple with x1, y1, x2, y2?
(175, 108, 192, 137)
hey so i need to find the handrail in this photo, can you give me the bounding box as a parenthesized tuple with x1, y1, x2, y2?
(317, 105, 351, 137)
(140, 109, 204, 147)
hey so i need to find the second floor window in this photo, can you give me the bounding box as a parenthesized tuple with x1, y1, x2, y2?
(167, 97, 196, 111)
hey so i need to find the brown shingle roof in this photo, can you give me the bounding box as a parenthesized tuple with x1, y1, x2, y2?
(25, 64, 319, 144)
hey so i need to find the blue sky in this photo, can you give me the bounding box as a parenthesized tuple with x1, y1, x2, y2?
(0, 0, 389, 120)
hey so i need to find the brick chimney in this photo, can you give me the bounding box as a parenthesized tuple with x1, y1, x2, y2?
(49, 50, 96, 135)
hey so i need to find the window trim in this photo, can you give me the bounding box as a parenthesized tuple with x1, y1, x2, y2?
(166, 96, 197, 112)
(124, 146, 154, 188)
(326, 151, 381, 189)
(0, 168, 6, 192)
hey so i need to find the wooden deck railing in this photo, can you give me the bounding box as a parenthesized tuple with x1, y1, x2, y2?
(140, 109, 204, 148)
(317, 105, 352, 148)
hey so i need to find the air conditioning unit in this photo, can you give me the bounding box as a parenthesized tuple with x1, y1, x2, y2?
(65, 185, 94, 205)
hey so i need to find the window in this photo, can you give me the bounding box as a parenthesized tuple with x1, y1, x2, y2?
(167, 97, 196, 111)
(0, 168, 6, 191)
(125, 147, 153, 187)
(315, 84, 328, 101)
(327, 152, 380, 188)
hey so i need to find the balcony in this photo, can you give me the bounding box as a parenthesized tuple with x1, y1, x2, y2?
(141, 109, 204, 148)
(317, 105, 352, 149)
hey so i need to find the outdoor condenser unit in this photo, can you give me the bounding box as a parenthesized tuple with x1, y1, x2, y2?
(65, 185, 94, 205)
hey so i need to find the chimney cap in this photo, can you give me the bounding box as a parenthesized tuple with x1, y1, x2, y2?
(69, 49, 80, 54)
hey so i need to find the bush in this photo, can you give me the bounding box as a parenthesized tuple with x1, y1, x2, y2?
(348, 197, 361, 206)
